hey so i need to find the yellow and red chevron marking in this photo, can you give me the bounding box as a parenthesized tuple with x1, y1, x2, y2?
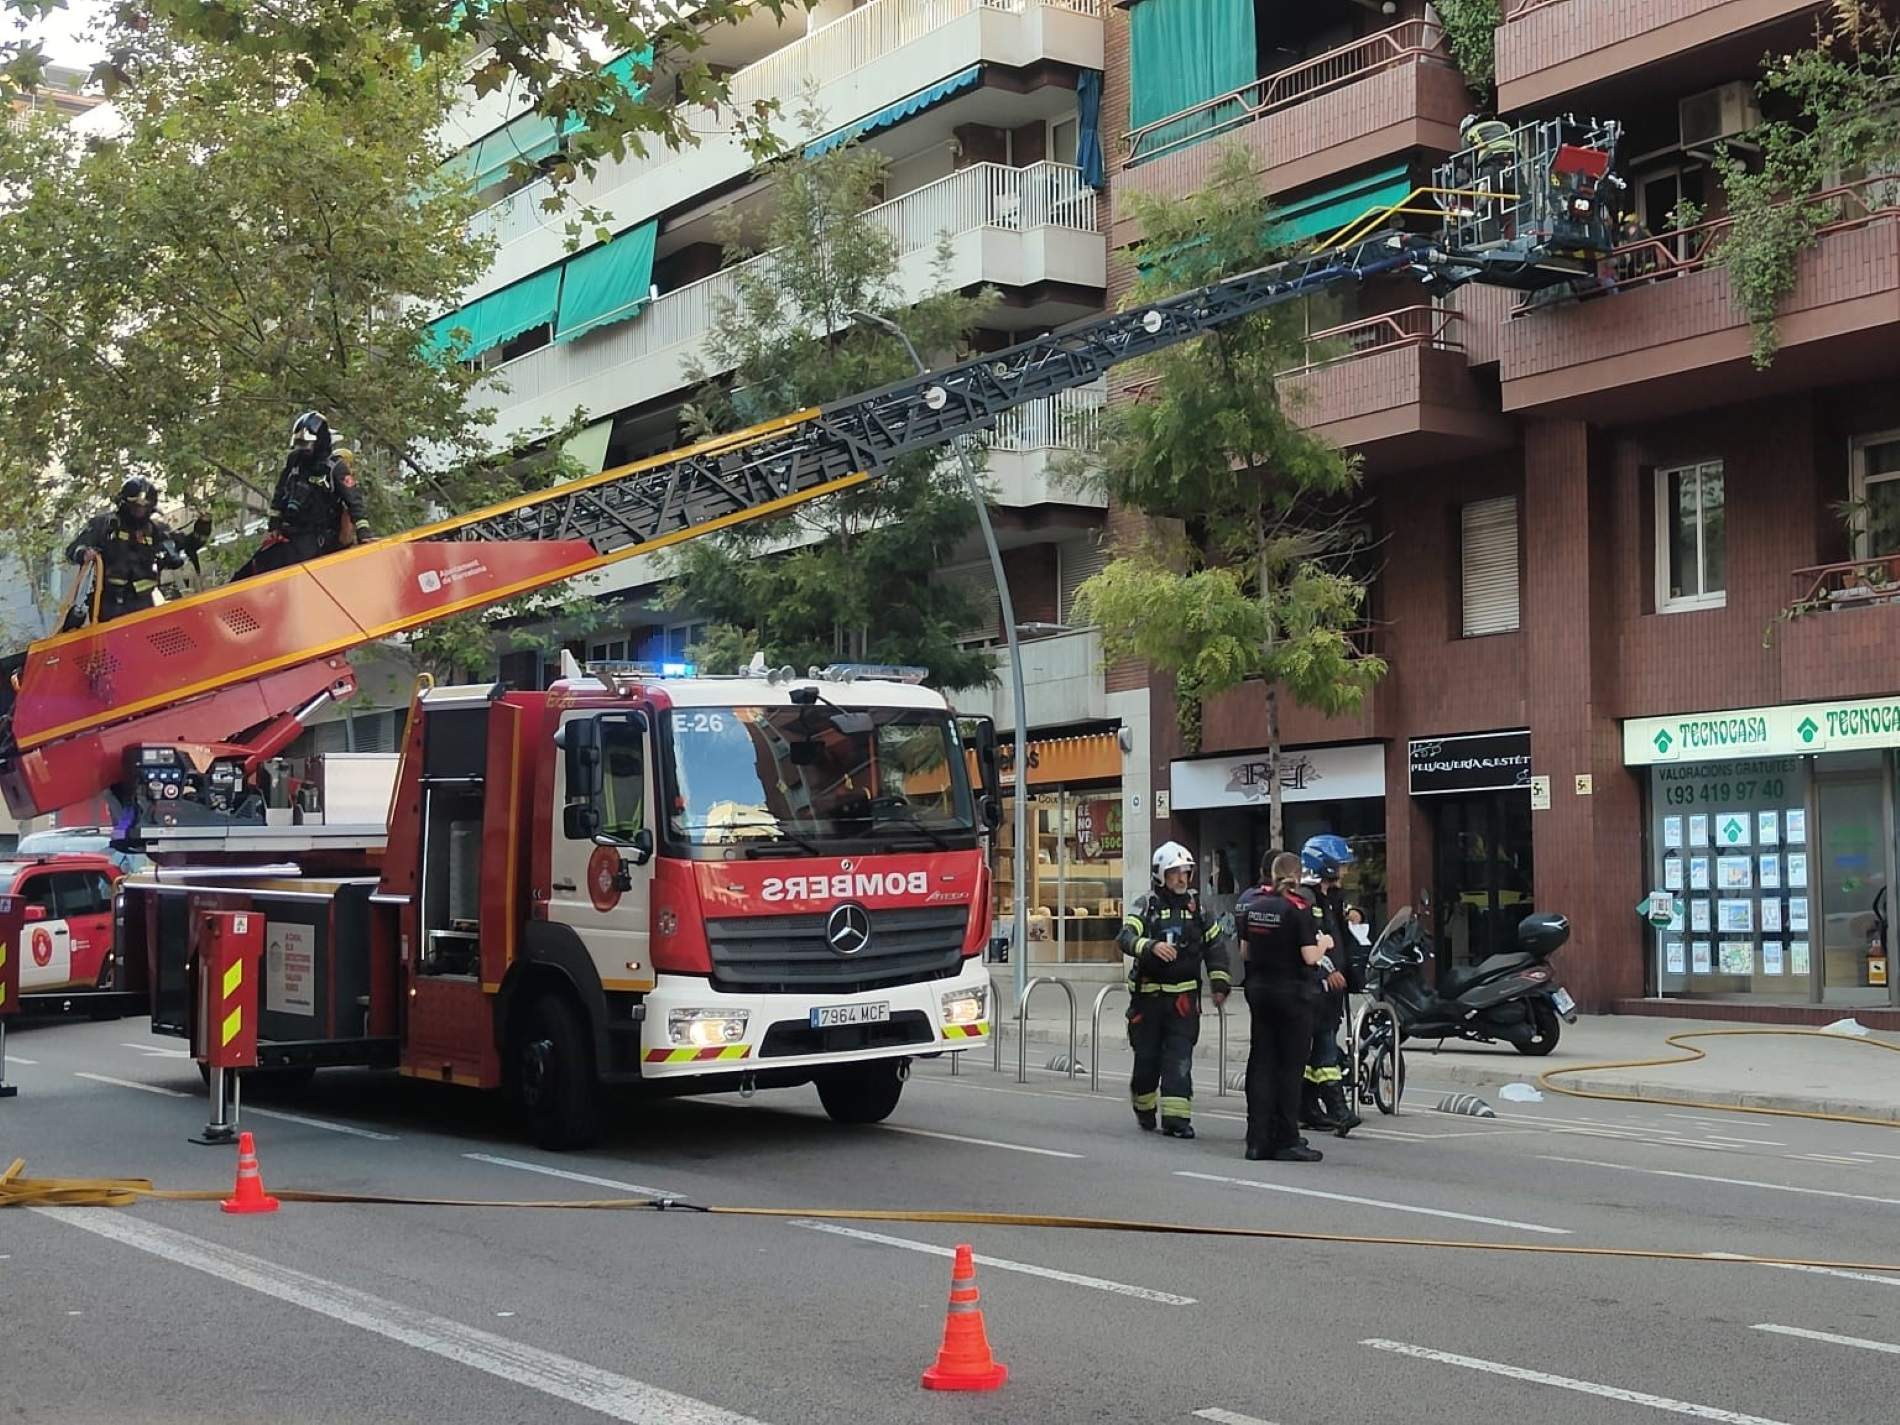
(644, 1045, 753, 1064)
(941, 1022, 989, 1040)
(219, 958, 245, 1048)
(1, 939, 10, 1010)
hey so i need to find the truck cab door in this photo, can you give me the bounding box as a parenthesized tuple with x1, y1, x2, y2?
(549, 710, 655, 993)
(16, 872, 73, 991)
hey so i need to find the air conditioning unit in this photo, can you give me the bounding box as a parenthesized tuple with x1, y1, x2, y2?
(1679, 82, 1762, 149)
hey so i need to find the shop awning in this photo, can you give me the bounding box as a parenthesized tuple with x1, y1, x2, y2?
(1266, 165, 1414, 248)
(426, 265, 563, 361)
(554, 218, 658, 344)
(803, 65, 984, 158)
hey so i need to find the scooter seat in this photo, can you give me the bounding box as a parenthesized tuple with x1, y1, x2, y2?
(1440, 951, 1539, 999)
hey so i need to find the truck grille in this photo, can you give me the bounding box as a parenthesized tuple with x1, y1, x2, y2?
(704, 905, 968, 994)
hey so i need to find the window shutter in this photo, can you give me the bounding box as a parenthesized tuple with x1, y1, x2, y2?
(1460, 497, 1520, 637)
(1057, 536, 1111, 625)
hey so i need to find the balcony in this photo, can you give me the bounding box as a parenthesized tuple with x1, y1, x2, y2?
(1279, 307, 1513, 471)
(1499, 181, 1900, 420)
(480, 161, 1105, 445)
(1498, 0, 1825, 116)
(466, 0, 1104, 296)
(1778, 555, 1900, 701)
(1112, 21, 1466, 250)
(963, 627, 1109, 728)
(976, 380, 1105, 509)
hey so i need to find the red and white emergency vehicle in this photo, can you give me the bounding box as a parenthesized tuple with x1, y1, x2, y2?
(120, 659, 1000, 1147)
(0, 851, 122, 995)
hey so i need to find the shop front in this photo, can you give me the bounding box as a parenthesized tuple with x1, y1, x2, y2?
(1625, 701, 1899, 1007)
(1408, 731, 1535, 974)
(992, 730, 1129, 965)
(1168, 743, 1387, 925)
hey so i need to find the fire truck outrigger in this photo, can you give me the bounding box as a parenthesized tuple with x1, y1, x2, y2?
(0, 118, 1624, 1145)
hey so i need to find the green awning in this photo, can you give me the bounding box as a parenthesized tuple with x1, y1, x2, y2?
(1266, 165, 1415, 248)
(428, 265, 563, 361)
(554, 219, 658, 344)
(561, 419, 615, 475)
(443, 47, 651, 192)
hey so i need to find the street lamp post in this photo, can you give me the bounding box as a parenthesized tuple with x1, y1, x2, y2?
(851, 311, 1030, 1021)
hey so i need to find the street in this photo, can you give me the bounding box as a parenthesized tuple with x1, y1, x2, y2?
(4, 1017, 1899, 1425)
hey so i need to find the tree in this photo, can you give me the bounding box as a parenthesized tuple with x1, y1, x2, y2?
(0, 21, 592, 672)
(664, 106, 999, 690)
(1711, 1, 1900, 367)
(1069, 146, 1386, 849)
(1434, 0, 1501, 94)
(3, 0, 782, 193)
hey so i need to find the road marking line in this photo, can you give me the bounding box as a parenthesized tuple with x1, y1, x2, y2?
(1851, 1151, 1900, 1161)
(878, 1124, 1082, 1158)
(786, 1219, 1195, 1305)
(241, 1106, 397, 1141)
(1176, 1172, 1571, 1235)
(35, 1209, 769, 1425)
(1540, 1155, 1900, 1207)
(1753, 1323, 1900, 1356)
(5, 1055, 35, 1065)
(120, 1042, 189, 1058)
(74, 1072, 187, 1098)
(1194, 1409, 1278, 1425)
(463, 1153, 680, 1200)
(1706, 1252, 1900, 1289)
(1789, 1153, 1866, 1166)
(1361, 1339, 1791, 1424)
(1697, 1135, 1786, 1147)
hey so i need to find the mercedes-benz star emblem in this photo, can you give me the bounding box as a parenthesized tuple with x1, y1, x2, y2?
(826, 902, 872, 957)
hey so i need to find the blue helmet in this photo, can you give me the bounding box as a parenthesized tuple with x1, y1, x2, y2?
(1300, 834, 1355, 880)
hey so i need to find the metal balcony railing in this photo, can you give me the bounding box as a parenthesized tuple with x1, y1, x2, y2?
(1282, 305, 1465, 375)
(1789, 554, 1900, 614)
(981, 380, 1105, 453)
(1122, 20, 1451, 166)
(1503, 0, 1568, 16)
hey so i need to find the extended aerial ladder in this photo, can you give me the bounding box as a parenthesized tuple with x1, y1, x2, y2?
(0, 116, 1622, 835)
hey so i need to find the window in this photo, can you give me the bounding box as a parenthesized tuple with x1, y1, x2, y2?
(589, 637, 629, 663)
(1049, 116, 1079, 167)
(662, 623, 706, 663)
(1460, 497, 1520, 637)
(17, 873, 54, 918)
(1656, 462, 1726, 611)
(600, 718, 646, 843)
(52, 871, 112, 918)
(1852, 433, 1900, 558)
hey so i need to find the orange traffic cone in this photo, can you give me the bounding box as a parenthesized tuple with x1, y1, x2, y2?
(921, 1244, 1007, 1392)
(220, 1131, 280, 1215)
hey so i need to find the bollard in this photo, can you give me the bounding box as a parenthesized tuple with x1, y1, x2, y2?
(190, 911, 264, 1145)
(0, 894, 20, 1099)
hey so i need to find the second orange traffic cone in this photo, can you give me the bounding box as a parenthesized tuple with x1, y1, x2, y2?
(220, 1131, 279, 1215)
(921, 1244, 1007, 1392)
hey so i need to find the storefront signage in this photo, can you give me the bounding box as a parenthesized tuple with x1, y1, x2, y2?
(1169, 742, 1385, 811)
(1407, 730, 1531, 796)
(1626, 694, 1900, 764)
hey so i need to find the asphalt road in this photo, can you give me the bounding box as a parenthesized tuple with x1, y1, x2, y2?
(5, 1014, 1900, 1425)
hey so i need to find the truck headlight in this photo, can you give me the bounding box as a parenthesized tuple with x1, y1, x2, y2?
(941, 987, 987, 1026)
(668, 1008, 750, 1047)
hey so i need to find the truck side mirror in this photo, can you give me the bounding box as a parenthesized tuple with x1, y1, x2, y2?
(978, 794, 1003, 832)
(629, 827, 654, 866)
(564, 803, 602, 840)
(555, 717, 603, 801)
(971, 717, 1001, 806)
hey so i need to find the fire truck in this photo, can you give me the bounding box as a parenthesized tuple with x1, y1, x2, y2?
(0, 119, 1623, 1146)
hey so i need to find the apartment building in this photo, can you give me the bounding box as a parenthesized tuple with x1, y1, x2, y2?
(435, 1, 1157, 976)
(1110, 0, 1900, 1020)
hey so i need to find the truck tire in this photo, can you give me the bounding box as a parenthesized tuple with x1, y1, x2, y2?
(815, 1059, 905, 1124)
(509, 993, 602, 1150)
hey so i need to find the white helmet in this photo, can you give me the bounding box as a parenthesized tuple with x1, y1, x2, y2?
(1152, 841, 1195, 880)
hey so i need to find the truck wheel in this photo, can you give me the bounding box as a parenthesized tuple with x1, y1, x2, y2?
(1515, 999, 1561, 1057)
(815, 1059, 905, 1124)
(509, 994, 601, 1151)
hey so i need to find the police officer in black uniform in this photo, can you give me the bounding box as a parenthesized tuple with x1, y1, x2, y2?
(1237, 851, 1329, 1163)
(1117, 840, 1231, 1139)
(64, 478, 209, 625)
(234, 411, 372, 579)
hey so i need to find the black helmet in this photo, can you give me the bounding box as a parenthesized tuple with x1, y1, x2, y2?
(116, 477, 158, 524)
(290, 410, 332, 460)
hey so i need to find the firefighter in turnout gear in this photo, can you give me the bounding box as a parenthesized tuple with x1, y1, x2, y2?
(1118, 841, 1232, 1138)
(1299, 834, 1363, 1137)
(234, 411, 371, 580)
(64, 478, 209, 626)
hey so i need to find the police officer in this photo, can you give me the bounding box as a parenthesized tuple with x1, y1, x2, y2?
(235, 411, 371, 579)
(64, 478, 209, 625)
(1117, 840, 1231, 1139)
(1299, 834, 1363, 1138)
(1237, 851, 1328, 1163)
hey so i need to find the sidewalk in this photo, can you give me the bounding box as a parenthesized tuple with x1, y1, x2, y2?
(982, 972, 1900, 1123)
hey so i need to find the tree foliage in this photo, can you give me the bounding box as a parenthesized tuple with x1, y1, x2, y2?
(665, 106, 999, 691)
(1434, 0, 1500, 93)
(1068, 145, 1384, 846)
(1714, 1, 1900, 367)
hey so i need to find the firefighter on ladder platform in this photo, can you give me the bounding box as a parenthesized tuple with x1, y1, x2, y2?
(1119, 841, 1232, 1139)
(1299, 834, 1364, 1138)
(234, 411, 372, 579)
(63, 477, 209, 627)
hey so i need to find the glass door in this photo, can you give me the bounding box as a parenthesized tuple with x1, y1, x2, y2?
(1431, 793, 1535, 977)
(1815, 768, 1893, 1006)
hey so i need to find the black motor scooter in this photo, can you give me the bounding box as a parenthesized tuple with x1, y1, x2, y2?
(1361, 905, 1578, 1056)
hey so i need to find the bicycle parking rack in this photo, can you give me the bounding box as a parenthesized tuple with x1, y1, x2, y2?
(1088, 983, 1127, 1094)
(1017, 976, 1077, 1085)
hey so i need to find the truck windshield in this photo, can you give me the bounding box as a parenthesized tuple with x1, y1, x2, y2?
(662, 705, 976, 850)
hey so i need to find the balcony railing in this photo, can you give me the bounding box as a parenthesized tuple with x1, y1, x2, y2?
(1503, 0, 1566, 15)
(1122, 20, 1450, 166)
(982, 380, 1104, 452)
(486, 161, 1099, 409)
(470, 0, 1101, 248)
(1789, 555, 1900, 615)
(1569, 177, 1900, 303)
(1282, 305, 1464, 375)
